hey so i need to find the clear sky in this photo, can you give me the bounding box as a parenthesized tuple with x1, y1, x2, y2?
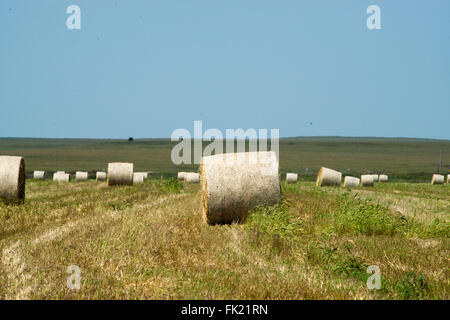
(1, 0, 449, 139)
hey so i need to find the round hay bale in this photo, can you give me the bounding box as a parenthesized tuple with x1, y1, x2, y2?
(447, 174, 450, 184)
(53, 172, 70, 182)
(107, 163, 133, 186)
(0, 156, 25, 204)
(343, 176, 360, 188)
(372, 174, 379, 183)
(360, 174, 374, 187)
(379, 174, 388, 183)
(184, 172, 200, 184)
(135, 172, 148, 180)
(286, 173, 298, 184)
(33, 170, 45, 180)
(316, 167, 342, 187)
(96, 172, 107, 181)
(177, 172, 186, 181)
(75, 171, 88, 181)
(200, 151, 281, 225)
(133, 172, 144, 184)
(431, 174, 444, 185)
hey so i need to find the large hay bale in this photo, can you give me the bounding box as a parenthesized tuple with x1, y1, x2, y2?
(75, 171, 88, 181)
(360, 174, 374, 187)
(135, 172, 148, 180)
(343, 176, 360, 188)
(0, 156, 25, 204)
(379, 174, 388, 183)
(431, 174, 444, 185)
(107, 163, 133, 186)
(96, 172, 107, 181)
(316, 167, 342, 187)
(286, 173, 298, 184)
(184, 172, 200, 184)
(133, 172, 144, 184)
(372, 174, 379, 183)
(53, 172, 70, 182)
(177, 172, 186, 181)
(447, 174, 450, 184)
(33, 170, 45, 180)
(200, 151, 281, 225)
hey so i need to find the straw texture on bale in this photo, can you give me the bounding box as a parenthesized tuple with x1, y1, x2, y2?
(316, 167, 342, 187)
(379, 174, 388, 183)
(184, 172, 200, 184)
(286, 173, 298, 184)
(343, 176, 360, 188)
(133, 173, 144, 184)
(177, 172, 186, 181)
(107, 163, 134, 186)
(360, 174, 374, 187)
(53, 172, 70, 182)
(96, 172, 107, 181)
(431, 174, 444, 185)
(200, 151, 281, 225)
(33, 171, 45, 180)
(75, 171, 88, 181)
(0, 156, 25, 203)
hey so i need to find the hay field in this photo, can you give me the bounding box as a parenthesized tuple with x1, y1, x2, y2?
(0, 179, 448, 299)
(1, 137, 449, 181)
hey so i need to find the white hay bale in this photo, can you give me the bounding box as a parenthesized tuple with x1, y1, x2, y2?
(343, 176, 360, 188)
(447, 174, 450, 184)
(107, 163, 134, 186)
(53, 172, 70, 182)
(75, 171, 88, 181)
(372, 174, 379, 183)
(316, 167, 342, 187)
(431, 174, 444, 185)
(200, 151, 281, 225)
(33, 170, 45, 180)
(135, 172, 148, 180)
(184, 172, 200, 184)
(133, 172, 144, 184)
(286, 173, 298, 184)
(177, 172, 187, 181)
(0, 156, 26, 203)
(379, 174, 388, 183)
(96, 172, 107, 181)
(360, 174, 374, 187)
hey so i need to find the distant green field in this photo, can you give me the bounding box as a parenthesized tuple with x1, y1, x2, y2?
(0, 137, 449, 181)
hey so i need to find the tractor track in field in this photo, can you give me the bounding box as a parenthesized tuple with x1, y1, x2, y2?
(1, 192, 187, 300)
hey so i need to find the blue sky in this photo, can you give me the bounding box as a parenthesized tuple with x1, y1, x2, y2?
(1, 1, 449, 139)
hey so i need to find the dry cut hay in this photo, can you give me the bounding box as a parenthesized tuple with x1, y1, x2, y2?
(107, 163, 133, 186)
(53, 172, 70, 182)
(177, 172, 187, 181)
(316, 167, 342, 187)
(133, 173, 144, 184)
(343, 176, 360, 188)
(0, 156, 25, 204)
(184, 172, 200, 184)
(379, 174, 388, 183)
(200, 151, 281, 225)
(360, 174, 374, 187)
(75, 171, 88, 181)
(33, 171, 45, 180)
(286, 173, 298, 184)
(96, 172, 107, 181)
(431, 174, 444, 185)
